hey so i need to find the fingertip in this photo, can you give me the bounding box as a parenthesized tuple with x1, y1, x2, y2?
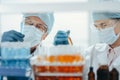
(66, 30, 70, 35)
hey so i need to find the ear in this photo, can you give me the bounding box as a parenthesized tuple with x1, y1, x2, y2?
(41, 32, 48, 40)
(114, 21, 120, 35)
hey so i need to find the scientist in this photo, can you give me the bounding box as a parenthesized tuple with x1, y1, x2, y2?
(1, 13, 54, 80)
(83, 12, 120, 80)
(54, 12, 120, 80)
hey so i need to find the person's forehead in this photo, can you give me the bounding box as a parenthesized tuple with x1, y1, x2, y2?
(26, 16, 46, 25)
(26, 16, 40, 21)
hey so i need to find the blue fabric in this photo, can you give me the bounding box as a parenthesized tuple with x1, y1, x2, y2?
(92, 12, 120, 21)
(54, 30, 70, 45)
(1, 30, 24, 42)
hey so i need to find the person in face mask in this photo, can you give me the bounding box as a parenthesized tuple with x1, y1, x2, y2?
(1, 13, 54, 80)
(2, 13, 54, 53)
(82, 12, 120, 80)
(21, 13, 54, 53)
(93, 12, 120, 47)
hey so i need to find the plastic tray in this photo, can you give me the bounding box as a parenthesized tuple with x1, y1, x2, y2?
(0, 67, 31, 77)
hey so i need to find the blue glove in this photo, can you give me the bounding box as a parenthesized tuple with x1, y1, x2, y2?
(1, 30, 24, 42)
(54, 30, 70, 45)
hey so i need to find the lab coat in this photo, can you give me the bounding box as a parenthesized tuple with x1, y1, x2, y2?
(83, 43, 120, 80)
(30, 41, 46, 80)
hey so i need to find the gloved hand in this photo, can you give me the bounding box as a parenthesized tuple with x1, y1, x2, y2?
(54, 30, 70, 45)
(1, 30, 24, 42)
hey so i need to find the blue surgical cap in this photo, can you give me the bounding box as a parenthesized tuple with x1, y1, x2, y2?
(23, 13, 54, 33)
(92, 12, 120, 21)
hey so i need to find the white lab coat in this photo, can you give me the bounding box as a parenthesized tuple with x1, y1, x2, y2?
(83, 43, 120, 80)
(30, 41, 48, 80)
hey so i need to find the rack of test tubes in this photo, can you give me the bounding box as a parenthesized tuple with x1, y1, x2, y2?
(0, 42, 31, 77)
(31, 45, 85, 80)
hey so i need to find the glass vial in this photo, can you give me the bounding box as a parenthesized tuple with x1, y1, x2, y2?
(110, 68, 119, 80)
(88, 67, 95, 80)
(97, 65, 110, 80)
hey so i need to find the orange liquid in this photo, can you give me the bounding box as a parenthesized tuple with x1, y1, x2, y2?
(56, 66, 84, 73)
(45, 54, 84, 63)
(58, 66, 69, 73)
(57, 55, 76, 63)
(33, 65, 84, 73)
(74, 55, 84, 62)
(33, 54, 84, 80)
(45, 56, 56, 63)
(35, 76, 82, 80)
(74, 66, 84, 73)
(57, 55, 84, 63)
(48, 66, 56, 72)
(33, 65, 49, 72)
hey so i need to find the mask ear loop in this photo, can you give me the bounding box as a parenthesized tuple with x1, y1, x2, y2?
(36, 31, 46, 47)
(113, 20, 120, 28)
(113, 20, 120, 36)
(39, 27, 49, 47)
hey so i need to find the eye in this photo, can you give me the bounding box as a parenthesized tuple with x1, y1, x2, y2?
(101, 23, 107, 29)
(94, 24, 100, 30)
(94, 24, 97, 28)
(102, 23, 107, 27)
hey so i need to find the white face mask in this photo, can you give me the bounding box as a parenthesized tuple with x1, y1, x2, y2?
(22, 25, 44, 47)
(97, 25, 120, 44)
